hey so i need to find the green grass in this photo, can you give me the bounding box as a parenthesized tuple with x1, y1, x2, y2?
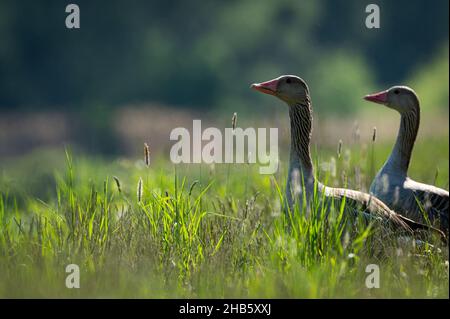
(0, 137, 448, 298)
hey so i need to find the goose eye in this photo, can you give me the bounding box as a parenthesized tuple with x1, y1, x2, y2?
(394, 89, 399, 95)
(286, 78, 292, 84)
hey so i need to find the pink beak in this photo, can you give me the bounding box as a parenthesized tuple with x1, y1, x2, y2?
(251, 78, 279, 96)
(364, 90, 388, 104)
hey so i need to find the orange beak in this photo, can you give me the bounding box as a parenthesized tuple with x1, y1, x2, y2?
(364, 90, 388, 104)
(251, 78, 279, 96)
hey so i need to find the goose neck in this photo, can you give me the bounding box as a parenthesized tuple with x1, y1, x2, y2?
(288, 101, 314, 181)
(387, 108, 420, 174)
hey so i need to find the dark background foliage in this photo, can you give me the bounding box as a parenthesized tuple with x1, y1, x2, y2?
(0, 0, 447, 111)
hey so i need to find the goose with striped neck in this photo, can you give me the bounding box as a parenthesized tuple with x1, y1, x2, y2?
(251, 75, 444, 237)
(364, 86, 449, 233)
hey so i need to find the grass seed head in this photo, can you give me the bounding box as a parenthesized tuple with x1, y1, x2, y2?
(113, 176, 122, 193)
(137, 177, 143, 202)
(337, 139, 343, 158)
(144, 143, 151, 167)
(232, 112, 237, 131)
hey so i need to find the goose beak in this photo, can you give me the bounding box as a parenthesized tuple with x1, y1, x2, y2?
(251, 79, 279, 96)
(364, 90, 388, 104)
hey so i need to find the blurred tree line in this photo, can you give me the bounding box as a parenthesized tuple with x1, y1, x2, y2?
(0, 0, 448, 116)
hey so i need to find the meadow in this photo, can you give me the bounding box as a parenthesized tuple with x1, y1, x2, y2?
(0, 0, 448, 300)
(0, 127, 448, 299)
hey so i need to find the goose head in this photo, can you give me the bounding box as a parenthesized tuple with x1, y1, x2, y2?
(251, 75, 310, 106)
(364, 86, 419, 114)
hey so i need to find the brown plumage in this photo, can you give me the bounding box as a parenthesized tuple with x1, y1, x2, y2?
(252, 75, 445, 240)
(364, 86, 449, 233)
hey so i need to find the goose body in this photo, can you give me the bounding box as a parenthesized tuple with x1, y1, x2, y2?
(364, 86, 449, 233)
(252, 76, 442, 237)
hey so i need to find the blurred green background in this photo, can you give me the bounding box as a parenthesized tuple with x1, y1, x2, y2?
(0, 0, 448, 156)
(0, 1, 448, 299)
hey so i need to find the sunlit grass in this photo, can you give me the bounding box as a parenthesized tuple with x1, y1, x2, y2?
(0, 136, 448, 298)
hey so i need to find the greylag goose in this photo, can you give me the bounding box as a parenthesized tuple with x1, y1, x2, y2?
(364, 86, 449, 233)
(251, 75, 444, 238)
